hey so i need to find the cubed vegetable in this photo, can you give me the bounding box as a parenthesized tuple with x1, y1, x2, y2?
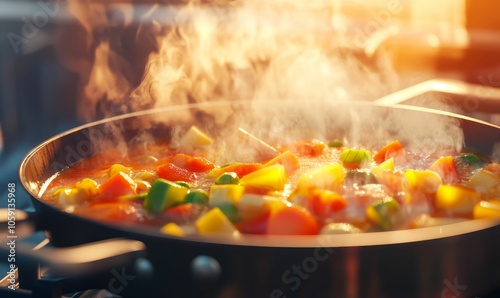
(340, 148, 372, 168)
(239, 164, 288, 191)
(218, 203, 240, 222)
(238, 210, 271, 234)
(157, 163, 197, 182)
(179, 125, 214, 148)
(160, 223, 185, 237)
(53, 188, 87, 207)
(184, 189, 209, 205)
(305, 189, 347, 218)
(454, 153, 487, 178)
(74, 178, 99, 197)
(435, 185, 481, 215)
(267, 204, 319, 235)
(144, 179, 188, 213)
(373, 140, 407, 164)
(215, 172, 240, 185)
(428, 156, 459, 184)
(170, 153, 215, 172)
(99, 172, 137, 198)
(296, 164, 345, 195)
(109, 164, 132, 177)
(372, 157, 394, 178)
(473, 200, 500, 219)
(195, 208, 239, 236)
(403, 169, 442, 202)
(209, 184, 245, 206)
(237, 193, 273, 221)
(365, 197, 400, 230)
(467, 169, 500, 196)
(264, 151, 300, 174)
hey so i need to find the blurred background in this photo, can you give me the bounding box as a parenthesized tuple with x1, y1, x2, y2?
(1, 0, 500, 210)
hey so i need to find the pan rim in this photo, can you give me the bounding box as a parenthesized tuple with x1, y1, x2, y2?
(18, 100, 500, 248)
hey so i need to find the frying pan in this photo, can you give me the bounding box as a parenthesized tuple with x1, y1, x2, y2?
(17, 100, 500, 297)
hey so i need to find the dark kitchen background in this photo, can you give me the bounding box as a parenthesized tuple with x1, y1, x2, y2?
(0, 0, 500, 297)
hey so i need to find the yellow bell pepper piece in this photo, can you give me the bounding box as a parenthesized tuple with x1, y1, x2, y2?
(435, 185, 481, 215)
(74, 178, 99, 197)
(160, 223, 185, 237)
(239, 164, 288, 191)
(209, 184, 245, 206)
(195, 207, 239, 236)
(473, 200, 500, 219)
(179, 125, 213, 148)
(403, 169, 442, 203)
(296, 163, 345, 195)
(109, 164, 132, 177)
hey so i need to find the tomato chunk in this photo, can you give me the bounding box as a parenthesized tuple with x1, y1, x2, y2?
(157, 163, 197, 182)
(170, 153, 215, 172)
(267, 204, 319, 235)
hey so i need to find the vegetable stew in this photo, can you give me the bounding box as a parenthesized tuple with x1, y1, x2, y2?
(41, 126, 500, 237)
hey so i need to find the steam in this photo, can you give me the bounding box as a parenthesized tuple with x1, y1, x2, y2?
(63, 0, 469, 160)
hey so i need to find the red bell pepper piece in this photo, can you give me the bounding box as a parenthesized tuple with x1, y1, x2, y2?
(157, 163, 197, 182)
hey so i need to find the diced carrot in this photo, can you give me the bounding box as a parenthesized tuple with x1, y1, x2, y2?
(429, 156, 460, 184)
(207, 163, 264, 178)
(98, 172, 137, 199)
(157, 163, 197, 182)
(170, 153, 215, 172)
(305, 189, 347, 219)
(267, 204, 319, 235)
(373, 140, 407, 164)
(264, 150, 300, 174)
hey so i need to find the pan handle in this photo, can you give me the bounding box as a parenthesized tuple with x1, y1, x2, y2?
(0, 208, 148, 277)
(375, 78, 500, 113)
